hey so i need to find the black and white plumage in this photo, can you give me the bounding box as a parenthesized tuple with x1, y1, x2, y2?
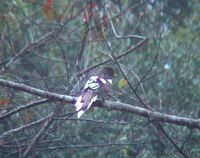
(75, 67, 116, 118)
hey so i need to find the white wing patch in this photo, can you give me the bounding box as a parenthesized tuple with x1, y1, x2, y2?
(77, 95, 97, 118)
(90, 76, 98, 80)
(100, 78, 112, 85)
(88, 83, 99, 89)
(107, 79, 112, 84)
(75, 96, 83, 111)
(77, 110, 84, 119)
(87, 95, 97, 110)
(100, 78, 107, 84)
(84, 76, 100, 90)
(75, 75, 112, 118)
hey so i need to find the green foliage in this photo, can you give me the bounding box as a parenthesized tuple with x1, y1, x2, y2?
(0, 0, 200, 157)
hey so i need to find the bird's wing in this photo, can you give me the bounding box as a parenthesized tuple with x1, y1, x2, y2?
(84, 76, 99, 90)
(75, 89, 93, 111)
(75, 76, 100, 118)
(77, 94, 97, 118)
(75, 90, 97, 118)
(74, 75, 112, 118)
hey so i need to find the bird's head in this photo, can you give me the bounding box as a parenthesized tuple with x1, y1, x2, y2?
(100, 67, 117, 79)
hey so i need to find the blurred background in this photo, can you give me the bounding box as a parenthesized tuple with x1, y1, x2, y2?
(0, 0, 199, 157)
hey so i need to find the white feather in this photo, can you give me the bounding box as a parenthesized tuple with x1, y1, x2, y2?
(84, 76, 100, 90)
(107, 79, 112, 84)
(77, 95, 97, 118)
(87, 95, 97, 110)
(75, 75, 100, 118)
(84, 80, 91, 89)
(100, 78, 107, 84)
(77, 110, 85, 118)
(90, 76, 98, 80)
(88, 83, 99, 89)
(75, 96, 83, 111)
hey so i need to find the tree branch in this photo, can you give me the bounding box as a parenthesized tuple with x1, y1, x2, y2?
(0, 78, 200, 129)
(0, 24, 63, 74)
(0, 78, 76, 103)
(101, 101, 200, 129)
(0, 116, 47, 140)
(22, 112, 54, 158)
(0, 99, 49, 120)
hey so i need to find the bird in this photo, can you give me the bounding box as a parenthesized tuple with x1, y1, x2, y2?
(74, 67, 117, 118)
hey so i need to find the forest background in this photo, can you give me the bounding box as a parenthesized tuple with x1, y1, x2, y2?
(0, 0, 199, 157)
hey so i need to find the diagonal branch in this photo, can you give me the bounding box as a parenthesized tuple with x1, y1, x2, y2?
(0, 78, 76, 103)
(0, 9, 81, 74)
(101, 101, 200, 129)
(0, 78, 200, 129)
(0, 24, 63, 74)
(0, 99, 49, 120)
(103, 9, 190, 157)
(22, 112, 54, 158)
(0, 116, 47, 139)
(77, 38, 148, 77)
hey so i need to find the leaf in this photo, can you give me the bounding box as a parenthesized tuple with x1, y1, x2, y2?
(13, 0, 28, 15)
(118, 78, 128, 89)
(0, 98, 10, 106)
(44, 0, 54, 21)
(123, 0, 129, 8)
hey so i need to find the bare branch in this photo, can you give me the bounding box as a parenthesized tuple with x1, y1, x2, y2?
(0, 24, 63, 74)
(36, 141, 158, 150)
(0, 117, 47, 139)
(102, 101, 200, 129)
(0, 78, 200, 129)
(22, 112, 54, 158)
(0, 99, 49, 120)
(0, 78, 76, 103)
(105, 4, 146, 40)
(77, 38, 148, 77)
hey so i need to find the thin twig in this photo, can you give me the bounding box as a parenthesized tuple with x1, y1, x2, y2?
(0, 117, 47, 140)
(22, 112, 54, 158)
(0, 99, 49, 120)
(104, 8, 190, 157)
